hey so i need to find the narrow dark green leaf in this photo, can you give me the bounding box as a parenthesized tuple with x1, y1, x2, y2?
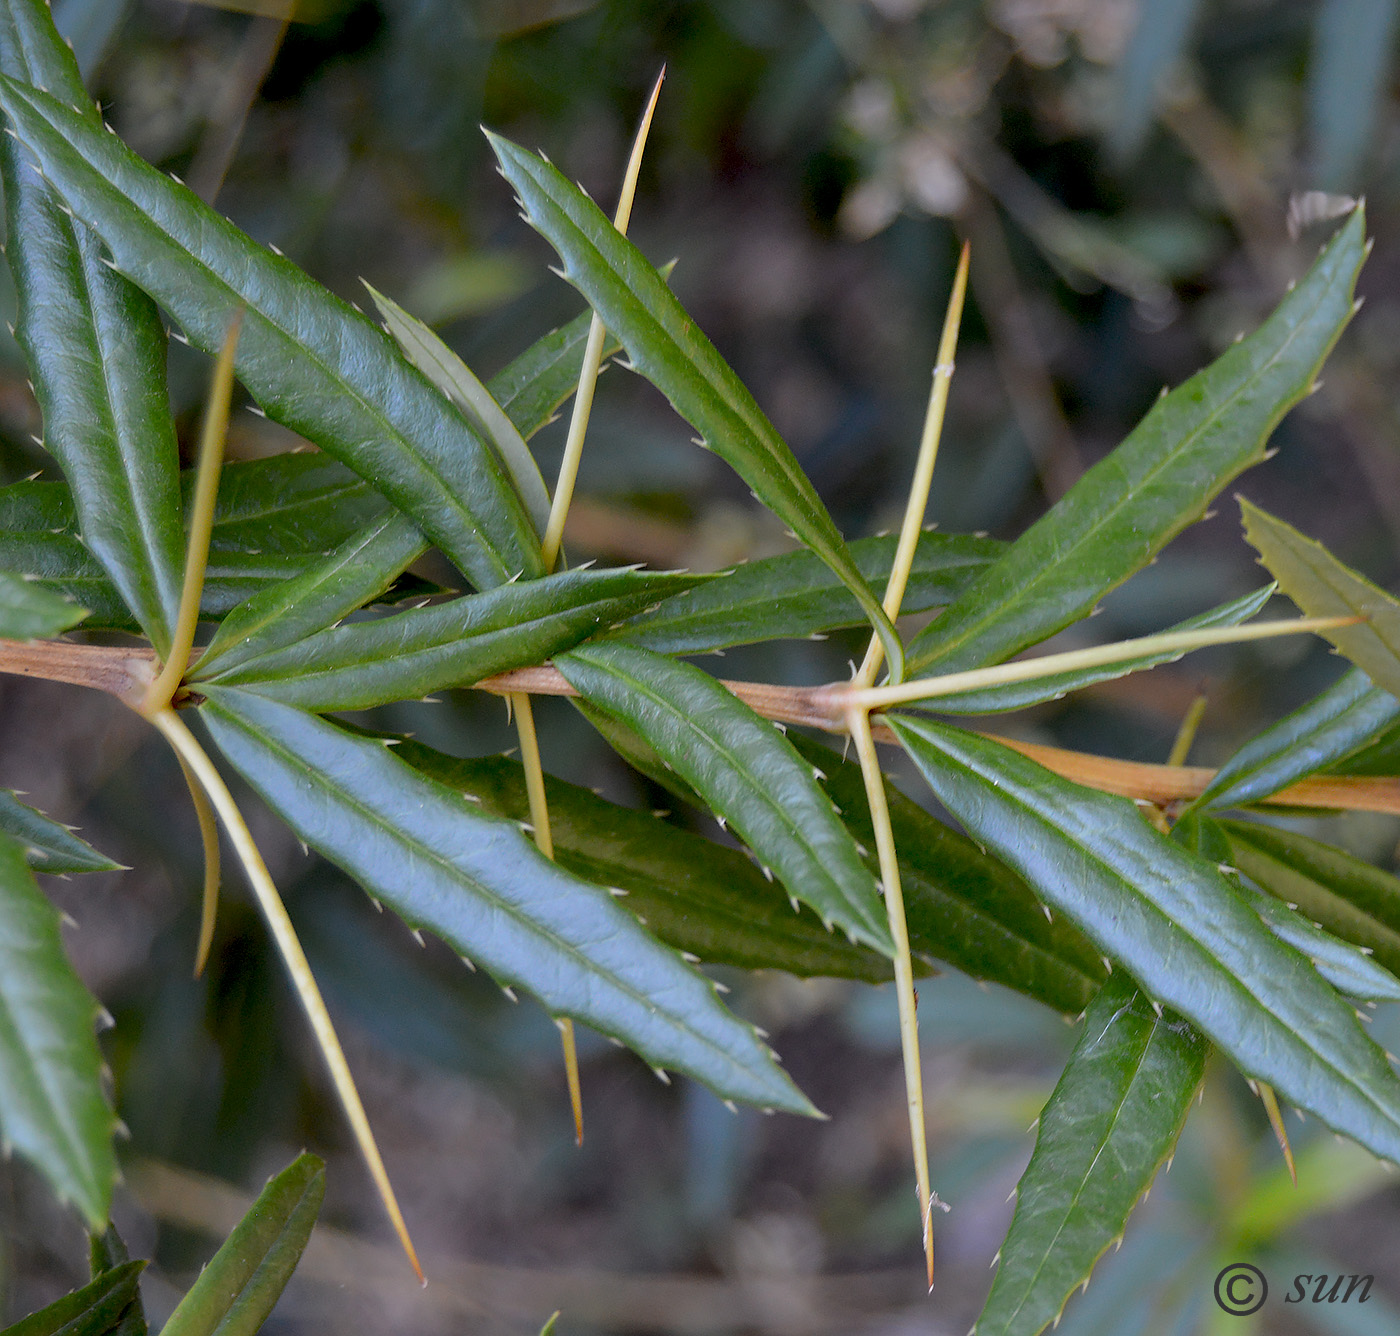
(0, 790, 119, 874)
(396, 745, 901, 982)
(919, 585, 1274, 716)
(158, 1153, 323, 1336)
(905, 209, 1367, 677)
(87, 1230, 145, 1336)
(486, 131, 903, 680)
(1241, 497, 1400, 699)
(789, 735, 1105, 1015)
(0, 570, 86, 639)
(0, 832, 116, 1229)
(610, 530, 1004, 655)
(488, 308, 618, 440)
(206, 568, 706, 712)
(0, 0, 185, 655)
(1221, 818, 1400, 981)
(1191, 666, 1400, 812)
(557, 642, 892, 954)
(891, 716, 1400, 1167)
(1328, 712, 1400, 774)
(974, 976, 1206, 1336)
(1309, 0, 1400, 190)
(0, 78, 543, 590)
(198, 687, 815, 1114)
(2, 1262, 144, 1336)
(192, 511, 427, 679)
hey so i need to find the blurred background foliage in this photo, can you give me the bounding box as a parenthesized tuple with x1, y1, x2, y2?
(9, 0, 1400, 1332)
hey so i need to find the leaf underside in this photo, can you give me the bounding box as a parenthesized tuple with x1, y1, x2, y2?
(0, 789, 120, 874)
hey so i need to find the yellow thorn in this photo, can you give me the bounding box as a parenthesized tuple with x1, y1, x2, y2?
(149, 708, 425, 1283)
(1166, 694, 1208, 768)
(1258, 1081, 1297, 1184)
(560, 1018, 584, 1146)
(174, 751, 221, 977)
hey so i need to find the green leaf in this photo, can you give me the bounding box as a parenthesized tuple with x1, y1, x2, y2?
(974, 975, 1207, 1336)
(788, 735, 1105, 1014)
(192, 510, 427, 679)
(485, 131, 903, 681)
(204, 567, 706, 712)
(1220, 818, 1400, 981)
(890, 716, 1400, 1167)
(556, 642, 892, 954)
(1191, 666, 1400, 812)
(610, 530, 1003, 655)
(0, 570, 86, 639)
(395, 744, 902, 982)
(0, 789, 120, 874)
(915, 584, 1274, 716)
(157, 1153, 323, 1336)
(2, 1262, 144, 1336)
(488, 308, 619, 440)
(905, 208, 1367, 677)
(1240, 496, 1400, 699)
(0, 0, 185, 656)
(367, 281, 551, 534)
(0, 78, 543, 591)
(0, 831, 116, 1229)
(198, 687, 815, 1114)
(87, 1230, 145, 1336)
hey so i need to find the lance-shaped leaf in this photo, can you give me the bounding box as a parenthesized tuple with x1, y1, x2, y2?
(192, 511, 428, 679)
(0, 79, 543, 591)
(1221, 818, 1400, 980)
(556, 643, 892, 954)
(158, 1153, 323, 1336)
(0, 832, 116, 1229)
(610, 531, 1004, 655)
(890, 716, 1400, 1166)
(0, 790, 119, 874)
(789, 734, 1105, 1014)
(1172, 812, 1400, 1002)
(488, 307, 620, 440)
(916, 585, 1275, 716)
(0, 0, 185, 655)
(367, 282, 551, 534)
(974, 976, 1206, 1336)
(0, 570, 86, 639)
(4, 1261, 145, 1336)
(1241, 497, 1400, 699)
(396, 745, 901, 982)
(1191, 665, 1400, 812)
(87, 1227, 146, 1336)
(205, 568, 707, 712)
(198, 687, 815, 1114)
(486, 131, 904, 680)
(905, 208, 1367, 677)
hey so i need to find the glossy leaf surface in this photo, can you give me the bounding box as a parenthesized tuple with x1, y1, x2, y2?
(158, 1153, 323, 1336)
(487, 307, 621, 440)
(891, 716, 1400, 1165)
(487, 131, 903, 680)
(199, 688, 815, 1114)
(905, 208, 1366, 676)
(611, 531, 1003, 655)
(0, 571, 86, 640)
(974, 975, 1206, 1336)
(1241, 497, 1400, 699)
(0, 78, 543, 590)
(0, 832, 115, 1230)
(556, 642, 892, 953)
(397, 745, 901, 982)
(4, 1262, 144, 1336)
(0, 790, 119, 874)
(208, 568, 705, 712)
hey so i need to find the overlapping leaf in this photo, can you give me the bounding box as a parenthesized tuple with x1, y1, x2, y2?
(904, 208, 1366, 677)
(0, 0, 185, 655)
(0, 790, 119, 874)
(205, 568, 706, 712)
(0, 77, 543, 590)
(0, 571, 86, 640)
(610, 531, 1003, 655)
(556, 643, 892, 953)
(3, 1261, 144, 1336)
(0, 832, 116, 1230)
(891, 716, 1400, 1165)
(397, 745, 900, 982)
(158, 1153, 323, 1336)
(486, 131, 904, 680)
(488, 307, 622, 440)
(974, 975, 1207, 1336)
(1241, 497, 1400, 698)
(198, 687, 815, 1114)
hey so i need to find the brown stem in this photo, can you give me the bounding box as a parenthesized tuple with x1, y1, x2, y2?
(0, 638, 154, 709)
